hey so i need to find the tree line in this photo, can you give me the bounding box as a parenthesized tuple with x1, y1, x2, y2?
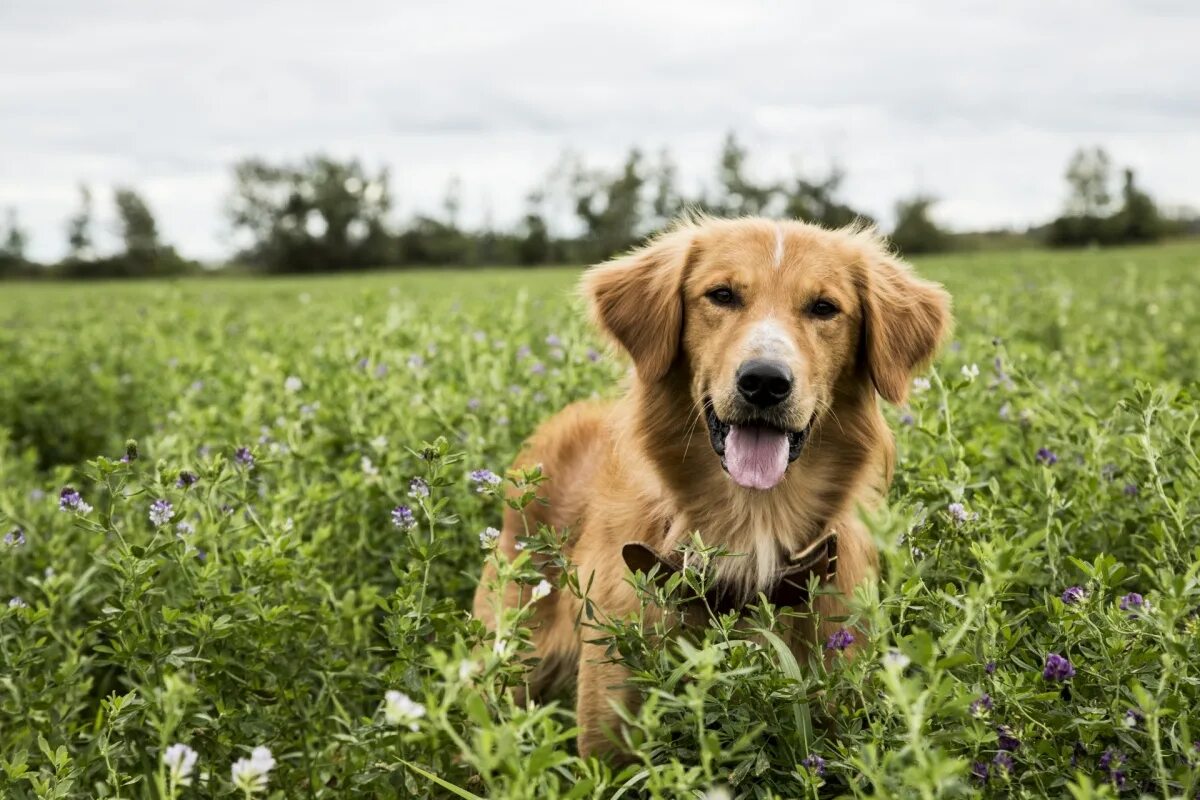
(1, 135, 1195, 279)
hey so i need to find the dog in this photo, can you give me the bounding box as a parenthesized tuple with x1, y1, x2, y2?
(473, 216, 951, 756)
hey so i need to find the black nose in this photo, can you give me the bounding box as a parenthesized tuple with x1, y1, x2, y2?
(736, 359, 793, 409)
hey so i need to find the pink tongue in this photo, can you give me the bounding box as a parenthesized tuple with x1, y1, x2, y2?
(725, 425, 789, 490)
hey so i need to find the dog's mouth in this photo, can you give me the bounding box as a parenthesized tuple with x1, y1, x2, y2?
(705, 398, 812, 491)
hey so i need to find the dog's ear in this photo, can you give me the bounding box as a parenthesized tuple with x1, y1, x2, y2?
(581, 228, 695, 383)
(859, 246, 952, 404)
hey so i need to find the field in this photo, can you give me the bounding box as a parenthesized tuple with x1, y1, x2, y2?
(2, 242, 1199, 799)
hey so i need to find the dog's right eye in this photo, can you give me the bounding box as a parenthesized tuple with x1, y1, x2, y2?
(705, 287, 739, 307)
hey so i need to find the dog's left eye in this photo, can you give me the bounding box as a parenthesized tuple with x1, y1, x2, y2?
(706, 287, 739, 307)
(809, 299, 840, 319)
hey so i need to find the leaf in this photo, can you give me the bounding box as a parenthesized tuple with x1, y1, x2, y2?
(398, 760, 484, 800)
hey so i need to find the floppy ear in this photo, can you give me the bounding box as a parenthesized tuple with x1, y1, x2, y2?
(581, 229, 695, 383)
(860, 250, 952, 404)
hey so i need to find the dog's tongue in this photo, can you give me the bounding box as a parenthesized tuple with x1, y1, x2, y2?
(725, 425, 789, 490)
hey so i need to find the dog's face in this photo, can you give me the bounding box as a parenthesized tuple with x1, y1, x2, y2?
(584, 218, 950, 491)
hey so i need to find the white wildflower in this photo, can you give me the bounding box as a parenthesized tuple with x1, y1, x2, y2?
(457, 659, 478, 682)
(383, 690, 426, 731)
(882, 650, 911, 671)
(163, 743, 198, 787)
(479, 527, 500, 549)
(361, 456, 379, 477)
(284, 375, 303, 393)
(961, 363, 980, 380)
(912, 376, 932, 393)
(230, 746, 275, 794)
(530, 579, 552, 601)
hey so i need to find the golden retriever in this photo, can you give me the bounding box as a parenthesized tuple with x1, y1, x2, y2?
(473, 216, 951, 756)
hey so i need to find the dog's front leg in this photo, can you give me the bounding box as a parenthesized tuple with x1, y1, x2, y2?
(575, 642, 640, 758)
(812, 517, 879, 659)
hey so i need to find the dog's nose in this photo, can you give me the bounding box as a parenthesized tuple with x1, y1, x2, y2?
(736, 359, 793, 408)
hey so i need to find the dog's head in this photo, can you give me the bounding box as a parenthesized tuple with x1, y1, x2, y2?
(583, 217, 951, 491)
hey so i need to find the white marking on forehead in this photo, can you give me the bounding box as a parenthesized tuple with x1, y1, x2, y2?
(773, 223, 785, 269)
(744, 318, 797, 358)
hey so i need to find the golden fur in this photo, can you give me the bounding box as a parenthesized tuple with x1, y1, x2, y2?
(473, 216, 952, 756)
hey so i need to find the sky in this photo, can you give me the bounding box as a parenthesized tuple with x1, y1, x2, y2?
(2, 0, 1199, 262)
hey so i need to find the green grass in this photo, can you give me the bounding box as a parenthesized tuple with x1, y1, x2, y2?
(1, 242, 1199, 798)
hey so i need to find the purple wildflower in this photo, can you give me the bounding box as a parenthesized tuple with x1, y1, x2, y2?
(985, 661, 996, 675)
(825, 628, 855, 651)
(357, 357, 370, 370)
(1061, 586, 1086, 605)
(1119, 593, 1144, 612)
(469, 469, 502, 492)
(234, 447, 255, 469)
(391, 505, 416, 530)
(59, 487, 81, 510)
(9, 597, 27, 609)
(176, 471, 199, 489)
(992, 752, 1014, 775)
(58, 487, 92, 514)
(586, 348, 601, 363)
(374, 363, 388, 378)
(948, 502, 970, 523)
(1036, 447, 1058, 465)
(530, 361, 546, 376)
(545, 333, 562, 347)
(4, 527, 25, 547)
(1123, 708, 1143, 729)
(467, 397, 482, 412)
(473, 330, 487, 343)
(800, 754, 825, 776)
(971, 761, 990, 783)
(997, 725, 1021, 752)
(1043, 653, 1075, 682)
(970, 693, 994, 717)
(1099, 748, 1125, 772)
(1100, 747, 1128, 787)
(149, 499, 174, 528)
(1123, 482, 1138, 497)
(899, 412, 915, 426)
(516, 345, 532, 360)
(406, 354, 424, 370)
(408, 478, 430, 499)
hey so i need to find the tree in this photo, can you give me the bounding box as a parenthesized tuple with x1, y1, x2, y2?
(569, 148, 650, 260)
(227, 155, 394, 272)
(114, 187, 160, 261)
(516, 190, 552, 266)
(1049, 148, 1162, 248)
(708, 132, 775, 217)
(1064, 147, 1113, 219)
(781, 165, 873, 229)
(1112, 167, 1162, 243)
(1, 207, 29, 263)
(66, 184, 95, 260)
(891, 194, 950, 255)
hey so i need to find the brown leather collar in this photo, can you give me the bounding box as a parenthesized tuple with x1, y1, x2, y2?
(621, 530, 838, 616)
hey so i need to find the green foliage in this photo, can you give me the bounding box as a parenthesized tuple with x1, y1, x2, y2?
(227, 155, 396, 273)
(1049, 148, 1165, 249)
(2, 243, 1200, 798)
(891, 194, 951, 255)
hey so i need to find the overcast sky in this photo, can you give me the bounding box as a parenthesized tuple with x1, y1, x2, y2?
(3, 0, 1199, 262)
